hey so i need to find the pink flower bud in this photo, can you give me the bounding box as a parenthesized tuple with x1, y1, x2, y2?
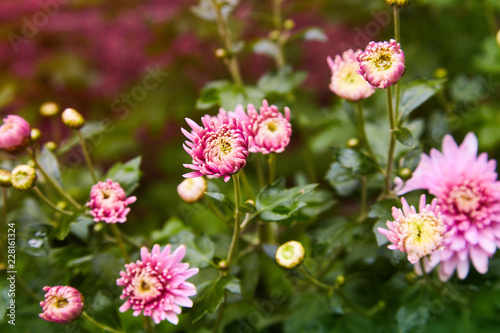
(0, 115, 31, 152)
(39, 286, 84, 324)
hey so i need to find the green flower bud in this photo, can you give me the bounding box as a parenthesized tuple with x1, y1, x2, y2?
(0, 169, 12, 187)
(11, 165, 37, 190)
(384, 0, 410, 7)
(61, 108, 85, 130)
(347, 138, 360, 149)
(31, 128, 41, 141)
(215, 48, 226, 59)
(398, 167, 412, 181)
(284, 19, 295, 30)
(218, 260, 228, 270)
(434, 68, 448, 79)
(45, 141, 57, 151)
(269, 30, 281, 41)
(40, 102, 59, 117)
(335, 275, 345, 286)
(276, 241, 305, 269)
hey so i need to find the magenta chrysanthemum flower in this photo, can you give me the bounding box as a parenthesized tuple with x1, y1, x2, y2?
(182, 111, 249, 182)
(87, 179, 137, 223)
(357, 39, 405, 89)
(233, 100, 292, 154)
(39, 286, 84, 324)
(399, 133, 500, 280)
(326, 49, 376, 101)
(0, 115, 31, 152)
(378, 195, 451, 264)
(117, 244, 199, 325)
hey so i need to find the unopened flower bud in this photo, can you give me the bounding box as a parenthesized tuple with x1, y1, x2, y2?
(11, 165, 37, 190)
(384, 0, 410, 7)
(284, 19, 295, 30)
(0, 170, 12, 187)
(40, 102, 59, 117)
(93, 223, 104, 232)
(45, 141, 57, 151)
(496, 30, 500, 47)
(177, 177, 207, 203)
(215, 48, 226, 59)
(276, 241, 305, 269)
(405, 271, 418, 284)
(31, 128, 41, 141)
(61, 108, 85, 130)
(27, 160, 35, 167)
(57, 201, 67, 210)
(398, 167, 412, 180)
(269, 30, 281, 41)
(347, 138, 360, 149)
(434, 68, 448, 79)
(39, 286, 84, 324)
(335, 275, 345, 285)
(0, 115, 31, 153)
(218, 260, 228, 270)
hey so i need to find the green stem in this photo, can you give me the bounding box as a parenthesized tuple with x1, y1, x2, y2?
(29, 149, 82, 210)
(384, 88, 397, 196)
(300, 266, 334, 292)
(119, 228, 143, 249)
(239, 169, 255, 199)
(315, 247, 343, 280)
(268, 153, 276, 185)
(210, 0, 243, 86)
(213, 290, 227, 333)
(256, 155, 265, 189)
(110, 224, 130, 262)
(272, 0, 286, 68)
(393, 6, 400, 42)
(32, 186, 74, 216)
(143, 316, 155, 333)
(355, 102, 376, 161)
(77, 130, 98, 184)
(226, 173, 241, 267)
(82, 311, 125, 333)
(358, 176, 368, 222)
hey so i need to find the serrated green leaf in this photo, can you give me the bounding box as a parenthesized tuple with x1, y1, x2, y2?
(398, 79, 445, 125)
(255, 178, 318, 222)
(393, 127, 414, 147)
(192, 276, 241, 323)
(331, 148, 379, 176)
(105, 156, 142, 195)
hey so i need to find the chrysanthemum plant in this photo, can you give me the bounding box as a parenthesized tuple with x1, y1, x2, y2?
(2, 1, 500, 332)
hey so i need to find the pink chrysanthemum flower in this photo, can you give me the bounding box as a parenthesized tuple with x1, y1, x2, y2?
(357, 39, 405, 89)
(399, 133, 500, 280)
(378, 195, 451, 264)
(117, 244, 199, 325)
(182, 111, 249, 182)
(39, 286, 84, 324)
(0, 115, 31, 152)
(233, 100, 292, 154)
(326, 49, 376, 101)
(87, 179, 137, 223)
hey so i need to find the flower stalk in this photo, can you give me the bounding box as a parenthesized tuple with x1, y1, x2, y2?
(77, 130, 98, 184)
(82, 311, 125, 333)
(384, 88, 397, 196)
(226, 173, 242, 268)
(32, 186, 73, 216)
(110, 224, 130, 262)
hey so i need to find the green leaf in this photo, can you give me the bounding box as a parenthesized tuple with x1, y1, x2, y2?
(50, 214, 76, 241)
(218, 85, 265, 111)
(401, 146, 422, 171)
(105, 156, 142, 195)
(393, 127, 414, 147)
(301, 27, 328, 42)
(330, 148, 379, 176)
(240, 201, 257, 214)
(192, 276, 241, 323)
(253, 39, 280, 59)
(38, 147, 63, 186)
(325, 162, 359, 196)
(398, 79, 445, 125)
(56, 122, 108, 155)
(195, 80, 230, 110)
(205, 192, 234, 211)
(257, 66, 307, 95)
(169, 230, 215, 268)
(255, 178, 318, 222)
(369, 199, 399, 246)
(397, 305, 430, 333)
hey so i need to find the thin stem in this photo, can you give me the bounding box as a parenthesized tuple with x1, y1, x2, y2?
(268, 153, 276, 184)
(355, 102, 376, 161)
(82, 311, 125, 333)
(210, 0, 243, 86)
(77, 130, 98, 184)
(32, 186, 74, 216)
(267, 153, 278, 244)
(110, 224, 130, 262)
(143, 316, 155, 333)
(119, 228, 144, 249)
(239, 169, 255, 199)
(272, 0, 286, 68)
(315, 247, 344, 280)
(213, 290, 227, 333)
(29, 149, 82, 210)
(255, 155, 265, 189)
(393, 6, 400, 42)
(358, 176, 368, 222)
(300, 266, 334, 292)
(384, 88, 397, 196)
(226, 173, 241, 267)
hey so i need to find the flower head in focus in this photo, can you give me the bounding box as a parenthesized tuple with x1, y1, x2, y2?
(378, 195, 451, 264)
(233, 100, 292, 154)
(182, 111, 249, 182)
(177, 177, 207, 203)
(327, 49, 376, 101)
(0, 115, 31, 152)
(87, 179, 137, 223)
(39, 286, 84, 324)
(357, 39, 405, 89)
(117, 244, 199, 325)
(399, 133, 500, 280)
